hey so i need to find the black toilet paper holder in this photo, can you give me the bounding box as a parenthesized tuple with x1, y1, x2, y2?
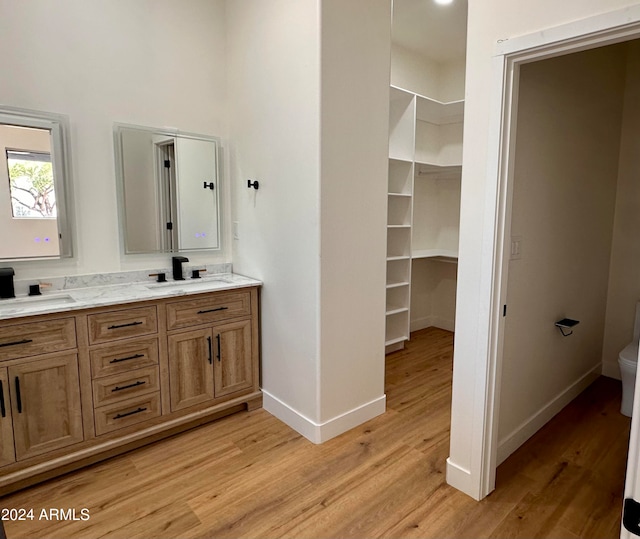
(555, 318, 579, 337)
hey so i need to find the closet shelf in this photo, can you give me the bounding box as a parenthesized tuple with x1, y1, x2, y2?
(412, 249, 458, 261)
(391, 85, 464, 125)
(386, 306, 409, 316)
(385, 336, 409, 347)
(386, 281, 410, 289)
(415, 163, 462, 178)
(387, 255, 411, 262)
(388, 156, 414, 164)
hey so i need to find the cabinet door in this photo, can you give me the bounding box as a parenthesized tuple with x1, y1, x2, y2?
(213, 319, 253, 398)
(168, 328, 215, 412)
(0, 368, 16, 467)
(9, 354, 83, 461)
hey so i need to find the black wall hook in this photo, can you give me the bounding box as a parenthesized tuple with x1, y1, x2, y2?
(247, 179, 259, 190)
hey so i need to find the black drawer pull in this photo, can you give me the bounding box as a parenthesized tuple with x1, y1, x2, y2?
(0, 338, 33, 348)
(113, 407, 147, 420)
(0, 381, 5, 418)
(107, 321, 143, 330)
(111, 380, 146, 392)
(207, 336, 213, 364)
(197, 307, 228, 314)
(110, 353, 144, 364)
(15, 377, 22, 414)
(216, 333, 221, 362)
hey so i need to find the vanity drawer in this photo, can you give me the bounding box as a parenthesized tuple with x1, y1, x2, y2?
(92, 366, 160, 407)
(0, 318, 76, 361)
(90, 338, 159, 378)
(88, 306, 157, 345)
(94, 392, 161, 436)
(166, 291, 251, 330)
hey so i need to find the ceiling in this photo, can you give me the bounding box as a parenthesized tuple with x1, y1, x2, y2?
(392, 0, 468, 64)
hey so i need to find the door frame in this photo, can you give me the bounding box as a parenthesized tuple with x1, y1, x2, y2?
(478, 5, 640, 499)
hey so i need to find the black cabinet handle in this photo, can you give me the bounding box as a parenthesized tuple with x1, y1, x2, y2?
(15, 377, 22, 414)
(0, 381, 5, 418)
(114, 407, 147, 420)
(216, 333, 221, 362)
(0, 339, 33, 348)
(207, 336, 212, 364)
(107, 321, 143, 330)
(197, 307, 228, 315)
(110, 353, 144, 364)
(111, 380, 146, 392)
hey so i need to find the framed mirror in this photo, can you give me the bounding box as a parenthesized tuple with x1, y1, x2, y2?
(114, 124, 221, 254)
(0, 107, 74, 260)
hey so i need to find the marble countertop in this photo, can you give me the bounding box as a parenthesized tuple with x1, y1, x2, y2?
(0, 273, 262, 321)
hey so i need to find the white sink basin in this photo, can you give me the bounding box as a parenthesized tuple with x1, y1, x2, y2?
(145, 277, 232, 291)
(0, 294, 76, 307)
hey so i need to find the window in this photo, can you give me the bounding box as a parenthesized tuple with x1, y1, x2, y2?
(6, 149, 56, 218)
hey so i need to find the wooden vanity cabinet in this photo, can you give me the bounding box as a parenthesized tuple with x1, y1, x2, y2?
(0, 367, 15, 468)
(168, 328, 215, 411)
(0, 354, 84, 466)
(0, 316, 83, 467)
(214, 319, 253, 397)
(166, 294, 255, 412)
(0, 285, 260, 495)
(9, 353, 83, 461)
(86, 305, 162, 436)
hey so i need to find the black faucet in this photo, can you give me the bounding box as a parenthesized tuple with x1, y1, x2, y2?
(0, 268, 15, 299)
(172, 256, 189, 281)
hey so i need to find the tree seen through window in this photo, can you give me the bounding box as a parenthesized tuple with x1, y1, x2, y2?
(6, 150, 56, 218)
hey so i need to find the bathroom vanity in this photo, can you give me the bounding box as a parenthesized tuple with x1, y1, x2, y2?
(0, 274, 261, 495)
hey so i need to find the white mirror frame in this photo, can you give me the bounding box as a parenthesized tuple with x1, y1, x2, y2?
(113, 123, 222, 255)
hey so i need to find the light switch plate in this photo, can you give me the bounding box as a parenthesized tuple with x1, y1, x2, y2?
(510, 235, 522, 260)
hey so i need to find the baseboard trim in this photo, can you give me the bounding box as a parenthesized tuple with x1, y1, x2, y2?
(410, 316, 455, 333)
(446, 458, 480, 500)
(410, 316, 433, 333)
(496, 363, 601, 465)
(262, 390, 386, 444)
(602, 359, 621, 380)
(385, 341, 405, 354)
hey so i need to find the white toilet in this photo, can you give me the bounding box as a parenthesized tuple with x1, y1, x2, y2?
(619, 301, 640, 417)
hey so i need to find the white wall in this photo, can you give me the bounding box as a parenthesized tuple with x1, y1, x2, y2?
(440, 60, 467, 103)
(391, 44, 441, 98)
(227, 0, 390, 440)
(411, 173, 461, 333)
(450, 0, 640, 499)
(602, 40, 640, 379)
(391, 44, 465, 102)
(410, 259, 457, 332)
(319, 0, 389, 424)
(0, 0, 229, 278)
(498, 45, 626, 458)
(225, 0, 321, 422)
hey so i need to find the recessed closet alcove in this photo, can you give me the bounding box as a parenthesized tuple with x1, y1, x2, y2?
(385, 0, 467, 352)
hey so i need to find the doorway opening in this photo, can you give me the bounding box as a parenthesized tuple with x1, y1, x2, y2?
(480, 8, 640, 505)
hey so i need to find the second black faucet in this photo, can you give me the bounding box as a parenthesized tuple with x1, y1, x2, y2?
(172, 256, 189, 281)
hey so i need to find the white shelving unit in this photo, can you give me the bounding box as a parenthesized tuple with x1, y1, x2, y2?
(385, 86, 464, 351)
(385, 88, 416, 349)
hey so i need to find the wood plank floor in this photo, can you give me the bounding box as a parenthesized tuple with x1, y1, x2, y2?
(0, 327, 631, 538)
